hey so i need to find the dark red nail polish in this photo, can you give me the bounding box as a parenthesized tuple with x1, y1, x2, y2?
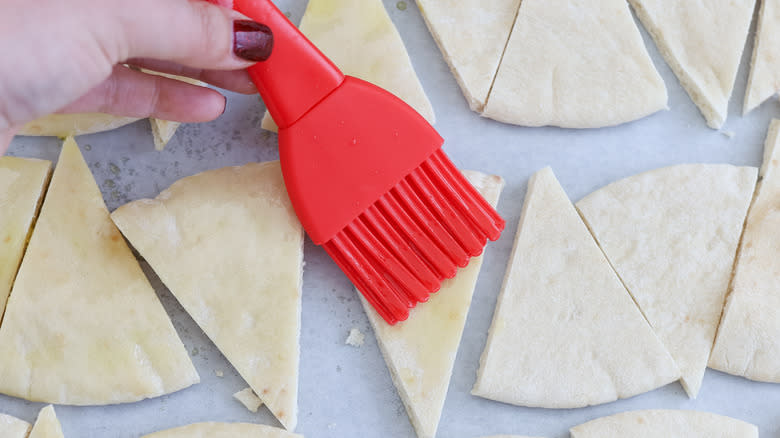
(234, 20, 274, 62)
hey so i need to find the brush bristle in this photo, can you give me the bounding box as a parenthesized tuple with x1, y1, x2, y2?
(323, 150, 505, 324)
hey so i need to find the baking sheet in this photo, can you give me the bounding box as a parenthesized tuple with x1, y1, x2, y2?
(4, 1, 780, 437)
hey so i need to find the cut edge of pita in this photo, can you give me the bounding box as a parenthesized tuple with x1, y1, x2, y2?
(141, 422, 303, 438)
(0, 157, 52, 326)
(760, 118, 780, 177)
(744, 0, 775, 114)
(473, 167, 679, 408)
(708, 118, 780, 381)
(416, 0, 522, 112)
(482, 0, 667, 128)
(627, 0, 753, 129)
(110, 162, 302, 430)
(0, 137, 200, 405)
(576, 163, 758, 398)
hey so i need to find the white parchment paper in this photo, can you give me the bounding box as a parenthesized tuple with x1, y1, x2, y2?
(3, 1, 779, 437)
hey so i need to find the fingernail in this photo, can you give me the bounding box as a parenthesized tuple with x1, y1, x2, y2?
(234, 20, 274, 62)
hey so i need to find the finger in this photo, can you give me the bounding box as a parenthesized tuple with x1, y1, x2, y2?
(60, 65, 226, 123)
(127, 58, 257, 94)
(110, 0, 273, 70)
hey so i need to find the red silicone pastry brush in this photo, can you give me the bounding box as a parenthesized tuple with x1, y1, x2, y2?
(233, 0, 505, 324)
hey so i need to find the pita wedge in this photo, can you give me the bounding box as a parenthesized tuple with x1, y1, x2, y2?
(473, 168, 679, 409)
(0, 414, 31, 438)
(710, 120, 780, 381)
(142, 423, 302, 438)
(150, 119, 182, 150)
(745, 0, 780, 113)
(0, 137, 199, 405)
(576, 164, 757, 398)
(627, 0, 756, 128)
(360, 171, 503, 438)
(234, 387, 264, 413)
(28, 406, 63, 438)
(570, 410, 758, 438)
(261, 0, 434, 131)
(18, 114, 139, 137)
(144, 71, 205, 150)
(416, 0, 520, 111)
(111, 162, 303, 430)
(0, 157, 51, 320)
(482, 0, 667, 128)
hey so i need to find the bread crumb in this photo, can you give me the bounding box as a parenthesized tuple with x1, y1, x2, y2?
(214, 370, 224, 378)
(345, 328, 365, 347)
(233, 387, 263, 413)
(721, 130, 735, 139)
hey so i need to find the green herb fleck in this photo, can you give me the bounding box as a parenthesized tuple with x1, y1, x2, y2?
(396, 1, 407, 10)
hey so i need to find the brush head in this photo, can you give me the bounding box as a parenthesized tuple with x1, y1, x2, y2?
(322, 149, 505, 324)
(279, 77, 505, 324)
(234, 0, 505, 323)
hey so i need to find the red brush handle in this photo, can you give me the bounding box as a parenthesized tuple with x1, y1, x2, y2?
(233, 0, 345, 129)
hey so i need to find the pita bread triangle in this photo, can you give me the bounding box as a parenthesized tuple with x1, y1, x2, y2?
(150, 119, 181, 150)
(28, 406, 63, 438)
(142, 422, 302, 438)
(472, 167, 679, 409)
(482, 0, 667, 128)
(416, 0, 521, 111)
(627, 0, 756, 128)
(261, 0, 434, 132)
(144, 71, 205, 150)
(0, 413, 31, 438)
(111, 162, 303, 431)
(0, 137, 199, 405)
(570, 410, 758, 438)
(744, 0, 780, 114)
(576, 164, 757, 398)
(0, 156, 51, 322)
(709, 120, 780, 382)
(359, 170, 504, 438)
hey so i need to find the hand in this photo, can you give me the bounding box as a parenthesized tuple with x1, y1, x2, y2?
(0, 0, 273, 154)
